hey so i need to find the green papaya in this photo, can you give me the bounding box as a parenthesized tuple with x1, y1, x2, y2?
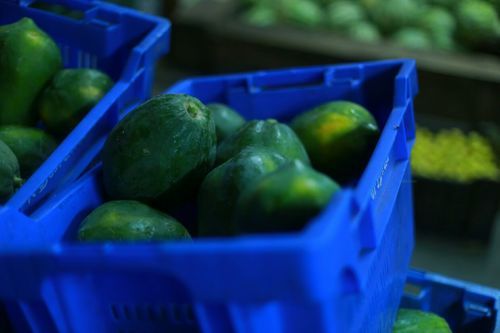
(38, 69, 114, 137)
(393, 309, 452, 333)
(216, 119, 310, 165)
(326, 1, 365, 32)
(207, 103, 246, 142)
(432, 32, 457, 51)
(456, 0, 500, 45)
(279, 0, 324, 28)
(0, 140, 23, 203)
(0, 18, 61, 126)
(429, 0, 456, 9)
(102, 94, 216, 205)
(78, 200, 191, 242)
(243, 4, 277, 27)
(198, 147, 288, 237)
(392, 28, 434, 50)
(347, 22, 382, 43)
(291, 101, 379, 182)
(368, 0, 425, 34)
(234, 160, 340, 234)
(0, 126, 58, 179)
(418, 7, 456, 36)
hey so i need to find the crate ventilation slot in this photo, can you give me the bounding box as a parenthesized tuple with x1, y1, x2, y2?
(110, 303, 196, 325)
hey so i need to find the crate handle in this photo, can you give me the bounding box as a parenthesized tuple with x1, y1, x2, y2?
(245, 66, 362, 93)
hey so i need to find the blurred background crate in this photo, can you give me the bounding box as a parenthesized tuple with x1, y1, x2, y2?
(402, 269, 500, 333)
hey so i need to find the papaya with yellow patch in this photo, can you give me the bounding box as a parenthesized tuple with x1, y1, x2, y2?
(38, 69, 113, 137)
(290, 101, 379, 182)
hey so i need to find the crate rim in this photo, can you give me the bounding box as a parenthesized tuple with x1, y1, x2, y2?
(408, 268, 500, 301)
(407, 268, 500, 332)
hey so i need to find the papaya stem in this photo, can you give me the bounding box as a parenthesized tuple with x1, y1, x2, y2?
(13, 176, 25, 188)
(186, 102, 201, 119)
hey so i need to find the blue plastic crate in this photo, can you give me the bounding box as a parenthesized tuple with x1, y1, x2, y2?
(0, 0, 170, 217)
(403, 269, 500, 333)
(0, 59, 418, 333)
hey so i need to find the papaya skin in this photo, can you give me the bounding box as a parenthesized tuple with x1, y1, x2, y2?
(206, 103, 246, 142)
(0, 140, 23, 203)
(291, 101, 379, 182)
(198, 147, 288, 236)
(217, 119, 310, 166)
(38, 69, 113, 137)
(0, 126, 58, 178)
(234, 160, 340, 234)
(102, 94, 217, 207)
(78, 200, 191, 242)
(0, 18, 62, 126)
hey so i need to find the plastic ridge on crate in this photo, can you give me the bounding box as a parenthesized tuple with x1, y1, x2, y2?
(0, 59, 418, 333)
(0, 0, 170, 217)
(403, 269, 500, 333)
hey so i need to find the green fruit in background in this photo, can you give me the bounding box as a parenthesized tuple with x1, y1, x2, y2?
(102, 94, 217, 205)
(0, 18, 62, 126)
(216, 119, 310, 166)
(419, 7, 456, 36)
(0, 140, 23, 203)
(318, 0, 343, 5)
(234, 160, 340, 234)
(278, 0, 324, 28)
(38, 69, 114, 137)
(326, 1, 365, 31)
(485, 0, 500, 9)
(242, 4, 277, 27)
(359, 0, 378, 11)
(456, 0, 500, 44)
(368, 0, 425, 34)
(393, 309, 452, 332)
(207, 103, 246, 142)
(78, 200, 191, 242)
(198, 147, 288, 237)
(392, 28, 434, 50)
(0, 126, 58, 179)
(347, 21, 382, 43)
(432, 32, 457, 51)
(291, 101, 379, 182)
(429, 0, 457, 9)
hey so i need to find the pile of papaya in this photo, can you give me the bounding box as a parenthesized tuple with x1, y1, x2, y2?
(77, 95, 380, 242)
(241, 0, 500, 53)
(0, 18, 113, 204)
